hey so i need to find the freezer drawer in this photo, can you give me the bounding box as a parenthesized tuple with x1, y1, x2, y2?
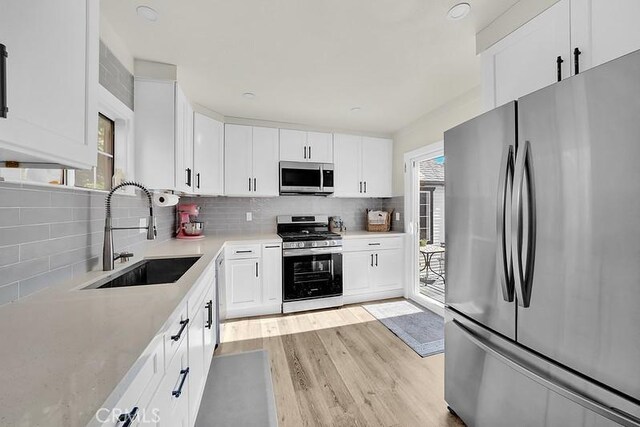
(445, 309, 640, 427)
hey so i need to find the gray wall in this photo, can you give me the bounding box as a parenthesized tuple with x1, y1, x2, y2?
(383, 196, 404, 233)
(182, 196, 396, 235)
(0, 182, 174, 306)
(99, 40, 134, 110)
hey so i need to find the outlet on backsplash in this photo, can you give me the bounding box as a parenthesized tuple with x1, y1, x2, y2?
(246, 212, 252, 221)
(395, 212, 400, 221)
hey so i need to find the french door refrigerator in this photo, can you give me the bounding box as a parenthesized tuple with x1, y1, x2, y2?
(444, 49, 640, 427)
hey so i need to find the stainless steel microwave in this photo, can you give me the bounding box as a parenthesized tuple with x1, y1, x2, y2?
(279, 161, 334, 195)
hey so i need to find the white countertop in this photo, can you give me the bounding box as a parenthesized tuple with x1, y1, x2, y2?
(0, 234, 280, 427)
(338, 230, 406, 239)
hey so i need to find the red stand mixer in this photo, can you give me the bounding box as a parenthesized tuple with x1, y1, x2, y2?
(176, 203, 205, 239)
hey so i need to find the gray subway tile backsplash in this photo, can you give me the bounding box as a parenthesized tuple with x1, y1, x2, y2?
(0, 182, 174, 306)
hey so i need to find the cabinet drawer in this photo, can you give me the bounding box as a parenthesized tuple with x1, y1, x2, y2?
(164, 303, 189, 368)
(343, 236, 404, 252)
(225, 244, 261, 259)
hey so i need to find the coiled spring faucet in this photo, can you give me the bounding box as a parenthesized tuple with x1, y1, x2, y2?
(103, 181, 156, 271)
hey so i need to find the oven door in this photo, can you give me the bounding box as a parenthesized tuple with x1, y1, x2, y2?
(283, 249, 343, 301)
(280, 161, 322, 194)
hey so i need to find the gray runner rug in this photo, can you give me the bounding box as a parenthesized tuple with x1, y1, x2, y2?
(363, 299, 444, 357)
(196, 349, 277, 427)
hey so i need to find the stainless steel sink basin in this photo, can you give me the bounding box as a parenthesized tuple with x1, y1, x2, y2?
(83, 256, 202, 290)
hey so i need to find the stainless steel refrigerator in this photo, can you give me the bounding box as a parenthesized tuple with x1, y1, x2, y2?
(444, 49, 640, 426)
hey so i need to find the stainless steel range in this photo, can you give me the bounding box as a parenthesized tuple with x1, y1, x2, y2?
(277, 215, 343, 313)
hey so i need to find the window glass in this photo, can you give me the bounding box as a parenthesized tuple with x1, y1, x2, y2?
(76, 113, 115, 191)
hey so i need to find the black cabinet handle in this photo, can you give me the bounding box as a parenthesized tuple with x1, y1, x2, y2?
(556, 56, 564, 82)
(359, 181, 362, 193)
(186, 168, 192, 187)
(574, 47, 581, 75)
(304, 146, 307, 159)
(368, 242, 381, 246)
(171, 318, 189, 341)
(1, 44, 7, 119)
(172, 368, 190, 398)
(117, 407, 138, 427)
(364, 181, 367, 193)
(253, 178, 257, 192)
(309, 146, 312, 159)
(206, 300, 213, 329)
(196, 172, 201, 189)
(370, 254, 374, 267)
(375, 253, 378, 266)
(248, 177, 252, 191)
(235, 249, 253, 254)
(255, 262, 259, 277)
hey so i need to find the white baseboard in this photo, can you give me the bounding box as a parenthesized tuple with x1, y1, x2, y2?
(343, 288, 404, 305)
(226, 303, 282, 319)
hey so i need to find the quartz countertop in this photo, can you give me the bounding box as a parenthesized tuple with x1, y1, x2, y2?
(0, 234, 280, 427)
(338, 230, 406, 239)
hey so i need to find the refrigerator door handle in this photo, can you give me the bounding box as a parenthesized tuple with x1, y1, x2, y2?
(512, 140, 537, 308)
(496, 144, 515, 302)
(452, 319, 640, 427)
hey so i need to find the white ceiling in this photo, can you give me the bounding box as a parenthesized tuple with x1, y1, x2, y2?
(102, 0, 519, 135)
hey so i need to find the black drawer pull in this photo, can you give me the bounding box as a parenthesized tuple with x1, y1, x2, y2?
(264, 245, 280, 249)
(368, 242, 381, 246)
(117, 407, 138, 427)
(375, 253, 378, 266)
(1, 44, 7, 119)
(235, 249, 253, 254)
(196, 172, 201, 189)
(574, 47, 581, 75)
(206, 300, 213, 329)
(556, 56, 564, 82)
(172, 368, 190, 398)
(186, 168, 192, 187)
(171, 318, 189, 341)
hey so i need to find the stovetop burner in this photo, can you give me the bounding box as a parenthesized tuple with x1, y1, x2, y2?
(278, 231, 342, 242)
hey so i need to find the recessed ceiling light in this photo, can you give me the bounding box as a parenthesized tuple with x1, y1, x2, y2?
(350, 107, 361, 112)
(243, 92, 256, 99)
(447, 2, 471, 20)
(136, 5, 158, 22)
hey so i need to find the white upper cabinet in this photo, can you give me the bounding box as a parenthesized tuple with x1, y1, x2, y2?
(174, 86, 194, 193)
(570, 0, 640, 71)
(482, 0, 570, 109)
(135, 79, 194, 192)
(193, 112, 224, 196)
(224, 124, 278, 197)
(361, 137, 393, 198)
(279, 129, 333, 163)
(0, 0, 98, 168)
(482, 0, 640, 110)
(334, 133, 392, 198)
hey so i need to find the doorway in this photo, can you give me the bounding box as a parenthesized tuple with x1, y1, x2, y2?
(404, 142, 445, 314)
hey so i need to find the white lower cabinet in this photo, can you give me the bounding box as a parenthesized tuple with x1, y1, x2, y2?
(225, 242, 283, 318)
(343, 237, 405, 304)
(147, 335, 190, 427)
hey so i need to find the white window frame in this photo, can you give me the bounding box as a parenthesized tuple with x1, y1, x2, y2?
(67, 85, 136, 195)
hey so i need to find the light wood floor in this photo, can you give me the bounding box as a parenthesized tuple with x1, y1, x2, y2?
(216, 300, 465, 427)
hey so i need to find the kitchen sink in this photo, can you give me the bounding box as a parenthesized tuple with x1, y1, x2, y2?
(83, 256, 202, 290)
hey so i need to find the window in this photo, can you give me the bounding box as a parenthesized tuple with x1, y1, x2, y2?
(419, 184, 435, 244)
(0, 86, 134, 193)
(75, 113, 115, 191)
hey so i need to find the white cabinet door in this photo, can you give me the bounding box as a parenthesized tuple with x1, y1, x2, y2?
(227, 258, 261, 309)
(482, 0, 571, 109)
(361, 137, 392, 197)
(262, 243, 283, 306)
(370, 249, 403, 291)
(0, 0, 98, 168)
(307, 131, 333, 163)
(252, 126, 279, 197)
(134, 79, 176, 191)
(193, 112, 224, 195)
(203, 280, 217, 362)
(147, 336, 190, 427)
(279, 129, 307, 162)
(174, 86, 194, 193)
(571, 0, 640, 72)
(343, 251, 372, 296)
(224, 124, 253, 196)
(187, 299, 207, 424)
(333, 133, 363, 197)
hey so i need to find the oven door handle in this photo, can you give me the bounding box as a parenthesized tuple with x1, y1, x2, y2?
(283, 247, 343, 257)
